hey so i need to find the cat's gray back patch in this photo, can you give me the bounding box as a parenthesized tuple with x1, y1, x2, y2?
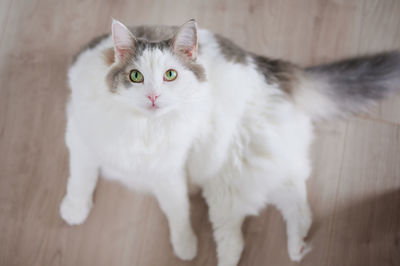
(72, 33, 109, 64)
(253, 55, 298, 95)
(215, 34, 248, 64)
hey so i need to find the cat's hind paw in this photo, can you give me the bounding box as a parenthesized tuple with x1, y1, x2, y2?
(60, 195, 92, 225)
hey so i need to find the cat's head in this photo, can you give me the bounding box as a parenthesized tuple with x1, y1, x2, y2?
(105, 19, 206, 116)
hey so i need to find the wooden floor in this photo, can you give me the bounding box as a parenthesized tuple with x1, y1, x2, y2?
(1, 0, 399, 265)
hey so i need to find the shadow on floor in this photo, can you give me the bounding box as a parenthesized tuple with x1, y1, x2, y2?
(236, 189, 400, 266)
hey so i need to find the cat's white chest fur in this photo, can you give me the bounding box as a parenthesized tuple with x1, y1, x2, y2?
(68, 101, 196, 192)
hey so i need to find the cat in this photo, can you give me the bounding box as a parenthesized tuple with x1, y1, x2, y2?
(60, 18, 400, 266)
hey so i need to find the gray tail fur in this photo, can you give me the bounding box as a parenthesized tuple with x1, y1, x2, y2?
(294, 51, 400, 120)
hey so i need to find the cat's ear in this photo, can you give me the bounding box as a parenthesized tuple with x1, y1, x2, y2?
(171, 19, 198, 60)
(111, 19, 136, 62)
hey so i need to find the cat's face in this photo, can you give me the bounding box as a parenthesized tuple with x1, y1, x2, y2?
(106, 20, 205, 116)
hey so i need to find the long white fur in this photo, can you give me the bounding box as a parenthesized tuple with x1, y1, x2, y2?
(60, 21, 314, 266)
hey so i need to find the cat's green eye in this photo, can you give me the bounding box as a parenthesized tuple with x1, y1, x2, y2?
(164, 69, 178, 81)
(129, 70, 144, 83)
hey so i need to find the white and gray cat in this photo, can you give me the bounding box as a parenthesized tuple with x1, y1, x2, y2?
(60, 19, 400, 266)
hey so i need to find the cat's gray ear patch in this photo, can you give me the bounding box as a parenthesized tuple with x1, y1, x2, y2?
(112, 19, 136, 62)
(171, 19, 198, 60)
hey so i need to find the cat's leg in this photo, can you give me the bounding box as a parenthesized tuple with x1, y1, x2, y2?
(202, 181, 246, 266)
(153, 174, 197, 261)
(60, 125, 99, 225)
(269, 179, 312, 261)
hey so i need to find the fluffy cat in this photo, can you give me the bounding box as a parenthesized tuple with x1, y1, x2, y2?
(60, 19, 400, 266)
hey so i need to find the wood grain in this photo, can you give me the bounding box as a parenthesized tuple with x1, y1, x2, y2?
(0, 1, 399, 266)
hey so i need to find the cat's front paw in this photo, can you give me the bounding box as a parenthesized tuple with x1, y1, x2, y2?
(171, 229, 198, 261)
(60, 195, 92, 225)
(288, 239, 312, 262)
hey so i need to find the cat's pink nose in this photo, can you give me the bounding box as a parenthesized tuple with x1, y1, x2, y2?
(147, 93, 159, 106)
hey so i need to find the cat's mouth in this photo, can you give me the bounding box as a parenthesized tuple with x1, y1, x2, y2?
(147, 104, 160, 110)
(143, 103, 175, 117)
(144, 104, 164, 116)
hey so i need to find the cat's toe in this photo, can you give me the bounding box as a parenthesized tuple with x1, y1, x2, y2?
(172, 230, 198, 261)
(60, 196, 92, 225)
(288, 240, 312, 262)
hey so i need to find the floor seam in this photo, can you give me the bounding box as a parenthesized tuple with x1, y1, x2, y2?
(355, 114, 400, 128)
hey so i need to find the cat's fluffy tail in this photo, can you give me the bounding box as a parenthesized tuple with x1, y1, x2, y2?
(293, 51, 400, 120)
